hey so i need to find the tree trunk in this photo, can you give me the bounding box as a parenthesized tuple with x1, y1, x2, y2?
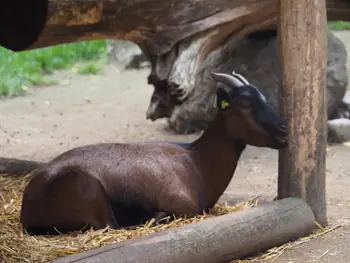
(52, 198, 315, 263)
(145, 29, 348, 135)
(277, 0, 328, 226)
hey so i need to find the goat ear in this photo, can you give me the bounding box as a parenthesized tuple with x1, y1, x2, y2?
(214, 88, 231, 110)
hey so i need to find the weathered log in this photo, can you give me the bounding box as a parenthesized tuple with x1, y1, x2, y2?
(1, 0, 349, 53)
(277, 0, 328, 226)
(0, 158, 42, 176)
(51, 197, 315, 263)
(146, 29, 348, 135)
(0, 0, 276, 54)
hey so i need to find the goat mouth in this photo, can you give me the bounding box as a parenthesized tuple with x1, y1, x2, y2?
(274, 136, 288, 148)
(146, 114, 157, 121)
(278, 124, 288, 133)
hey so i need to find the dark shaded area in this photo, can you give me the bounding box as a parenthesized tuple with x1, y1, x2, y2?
(0, 0, 48, 51)
(247, 29, 278, 40)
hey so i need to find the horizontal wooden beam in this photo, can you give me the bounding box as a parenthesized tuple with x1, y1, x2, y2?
(0, 0, 349, 52)
(52, 198, 315, 263)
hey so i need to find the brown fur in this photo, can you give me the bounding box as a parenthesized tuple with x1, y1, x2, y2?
(20, 74, 288, 235)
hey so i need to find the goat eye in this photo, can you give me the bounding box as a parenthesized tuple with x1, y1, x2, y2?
(240, 99, 251, 108)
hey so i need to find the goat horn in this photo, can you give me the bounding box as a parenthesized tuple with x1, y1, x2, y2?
(210, 72, 244, 88)
(231, 71, 250, 85)
(231, 71, 267, 103)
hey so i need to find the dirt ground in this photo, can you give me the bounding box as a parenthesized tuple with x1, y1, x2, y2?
(1, 31, 350, 262)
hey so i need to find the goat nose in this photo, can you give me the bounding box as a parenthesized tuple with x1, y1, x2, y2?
(278, 123, 288, 133)
(146, 112, 157, 121)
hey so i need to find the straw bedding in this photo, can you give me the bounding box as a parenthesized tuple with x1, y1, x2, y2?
(0, 173, 342, 263)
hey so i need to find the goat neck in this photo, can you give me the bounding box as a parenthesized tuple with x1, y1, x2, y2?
(191, 113, 246, 207)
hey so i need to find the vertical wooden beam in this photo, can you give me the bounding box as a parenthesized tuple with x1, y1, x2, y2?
(277, 0, 328, 226)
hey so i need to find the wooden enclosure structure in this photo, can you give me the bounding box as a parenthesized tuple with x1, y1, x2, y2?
(0, 0, 347, 261)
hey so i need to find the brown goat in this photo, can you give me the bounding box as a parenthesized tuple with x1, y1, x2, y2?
(20, 71, 288, 235)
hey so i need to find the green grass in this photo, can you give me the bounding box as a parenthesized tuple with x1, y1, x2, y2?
(0, 40, 107, 97)
(328, 21, 350, 31)
(77, 60, 105, 75)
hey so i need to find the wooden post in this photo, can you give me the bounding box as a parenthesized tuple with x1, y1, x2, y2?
(277, 0, 328, 226)
(52, 198, 315, 263)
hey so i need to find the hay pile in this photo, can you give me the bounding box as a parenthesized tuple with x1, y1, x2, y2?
(0, 174, 344, 263)
(0, 174, 258, 263)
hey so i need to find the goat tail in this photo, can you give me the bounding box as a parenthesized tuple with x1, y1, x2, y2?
(0, 157, 43, 176)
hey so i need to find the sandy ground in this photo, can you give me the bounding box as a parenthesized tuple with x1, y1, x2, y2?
(1, 31, 350, 262)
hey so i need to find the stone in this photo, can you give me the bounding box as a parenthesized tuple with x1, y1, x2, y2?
(328, 118, 350, 144)
(107, 40, 150, 70)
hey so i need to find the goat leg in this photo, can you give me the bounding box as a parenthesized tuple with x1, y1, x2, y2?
(151, 212, 171, 226)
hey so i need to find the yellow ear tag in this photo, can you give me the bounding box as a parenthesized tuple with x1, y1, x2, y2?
(213, 95, 217, 108)
(220, 100, 230, 110)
